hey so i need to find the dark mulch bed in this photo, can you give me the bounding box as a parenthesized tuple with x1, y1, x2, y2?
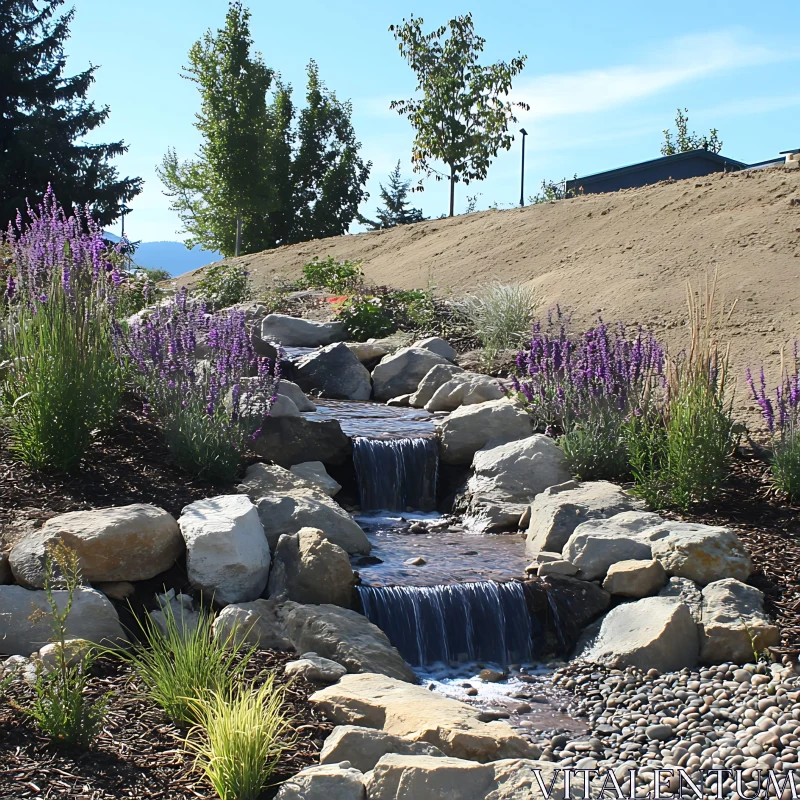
(647, 453, 800, 653)
(0, 399, 238, 549)
(0, 650, 334, 800)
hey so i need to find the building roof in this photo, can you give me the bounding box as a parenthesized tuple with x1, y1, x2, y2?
(572, 149, 748, 186)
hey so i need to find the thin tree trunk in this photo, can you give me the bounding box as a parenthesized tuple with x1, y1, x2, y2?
(448, 166, 455, 217)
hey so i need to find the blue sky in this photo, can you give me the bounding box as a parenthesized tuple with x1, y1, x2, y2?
(66, 0, 800, 246)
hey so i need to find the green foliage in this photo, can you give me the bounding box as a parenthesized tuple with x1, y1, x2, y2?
(456, 282, 538, 359)
(300, 257, 364, 294)
(0, 267, 123, 473)
(559, 411, 630, 482)
(159, 3, 370, 256)
(116, 269, 164, 317)
(185, 676, 291, 800)
(531, 176, 581, 204)
(0, 0, 142, 225)
(118, 596, 256, 727)
(661, 108, 722, 156)
(362, 161, 426, 229)
(24, 542, 107, 749)
(390, 13, 528, 216)
(162, 394, 249, 483)
(196, 262, 251, 309)
(770, 435, 800, 503)
(335, 287, 435, 341)
(141, 266, 172, 283)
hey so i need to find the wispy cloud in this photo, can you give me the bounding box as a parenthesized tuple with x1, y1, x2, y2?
(514, 29, 794, 120)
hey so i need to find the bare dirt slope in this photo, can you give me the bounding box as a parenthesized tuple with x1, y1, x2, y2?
(179, 166, 800, 416)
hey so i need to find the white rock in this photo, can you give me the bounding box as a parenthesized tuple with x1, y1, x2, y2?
(290, 461, 341, 497)
(0, 585, 124, 655)
(346, 342, 389, 363)
(267, 528, 355, 607)
(310, 673, 541, 762)
(409, 364, 465, 408)
(266, 393, 301, 417)
(563, 512, 664, 581)
(277, 379, 317, 411)
(537, 560, 578, 577)
(603, 559, 667, 597)
(38, 638, 92, 671)
(658, 576, 703, 622)
(275, 764, 366, 799)
(372, 347, 452, 401)
(179, 495, 270, 605)
(367, 754, 494, 799)
(294, 343, 372, 401)
(578, 596, 699, 672)
(700, 578, 780, 664)
(320, 725, 445, 773)
(525, 481, 646, 557)
(425, 373, 504, 412)
(149, 590, 201, 637)
(212, 598, 293, 651)
(649, 522, 752, 585)
(413, 336, 457, 361)
(285, 655, 347, 684)
(260, 314, 347, 347)
(436, 399, 532, 465)
(9, 504, 183, 588)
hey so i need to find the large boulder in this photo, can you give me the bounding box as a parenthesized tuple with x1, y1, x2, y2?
(251, 416, 352, 468)
(413, 336, 457, 361)
(372, 347, 451, 401)
(436, 399, 532, 465)
(260, 313, 347, 347)
(649, 523, 752, 585)
(214, 600, 414, 681)
(294, 343, 372, 401)
(699, 579, 780, 664)
(320, 725, 445, 773)
(275, 764, 366, 800)
(425, 373, 505, 412)
(285, 655, 347, 684)
(409, 364, 465, 408)
(179, 495, 270, 605)
(467, 435, 571, 505)
(257, 493, 371, 555)
(238, 461, 323, 499)
(346, 342, 389, 363)
(578, 597, 699, 672)
(9, 504, 183, 588)
(562, 512, 664, 581)
(267, 527, 355, 607)
(290, 461, 341, 497)
(525, 481, 646, 556)
(277, 379, 317, 412)
(658, 576, 703, 623)
(310, 673, 541, 762)
(0, 585, 124, 656)
(603, 559, 667, 598)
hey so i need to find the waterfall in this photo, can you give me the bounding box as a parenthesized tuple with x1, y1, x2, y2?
(352, 436, 438, 512)
(358, 580, 536, 667)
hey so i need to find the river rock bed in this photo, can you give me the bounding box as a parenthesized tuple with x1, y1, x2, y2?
(546, 658, 800, 794)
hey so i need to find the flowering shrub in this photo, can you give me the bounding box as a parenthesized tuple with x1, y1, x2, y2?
(0, 187, 123, 472)
(508, 312, 665, 480)
(120, 289, 278, 482)
(748, 346, 800, 502)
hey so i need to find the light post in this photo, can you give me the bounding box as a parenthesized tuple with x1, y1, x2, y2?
(519, 128, 528, 207)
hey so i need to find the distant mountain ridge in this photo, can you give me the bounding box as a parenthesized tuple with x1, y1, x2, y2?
(104, 233, 220, 277)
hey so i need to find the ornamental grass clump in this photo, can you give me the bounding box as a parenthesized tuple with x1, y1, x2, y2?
(509, 309, 665, 480)
(748, 344, 800, 503)
(0, 187, 124, 472)
(185, 676, 292, 800)
(626, 278, 737, 510)
(120, 288, 279, 482)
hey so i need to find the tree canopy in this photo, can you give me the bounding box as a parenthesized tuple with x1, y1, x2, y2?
(159, 1, 370, 257)
(0, 0, 142, 227)
(390, 13, 528, 217)
(661, 108, 723, 156)
(362, 161, 426, 229)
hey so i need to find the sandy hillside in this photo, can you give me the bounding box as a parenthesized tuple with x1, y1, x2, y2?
(178, 166, 800, 422)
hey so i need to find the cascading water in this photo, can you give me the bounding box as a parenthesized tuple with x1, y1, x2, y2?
(352, 436, 438, 512)
(358, 580, 537, 668)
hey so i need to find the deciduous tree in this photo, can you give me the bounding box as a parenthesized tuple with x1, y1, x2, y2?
(661, 108, 722, 156)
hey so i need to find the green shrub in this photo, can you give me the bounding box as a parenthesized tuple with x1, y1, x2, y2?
(456, 282, 538, 359)
(196, 262, 250, 309)
(771, 436, 800, 502)
(300, 256, 364, 293)
(559, 411, 630, 481)
(118, 596, 255, 726)
(24, 541, 107, 749)
(185, 676, 291, 800)
(335, 294, 395, 339)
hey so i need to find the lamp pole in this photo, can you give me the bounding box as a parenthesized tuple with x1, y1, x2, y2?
(519, 128, 528, 207)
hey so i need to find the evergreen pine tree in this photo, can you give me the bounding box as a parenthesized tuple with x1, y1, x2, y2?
(0, 0, 142, 227)
(364, 161, 425, 229)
